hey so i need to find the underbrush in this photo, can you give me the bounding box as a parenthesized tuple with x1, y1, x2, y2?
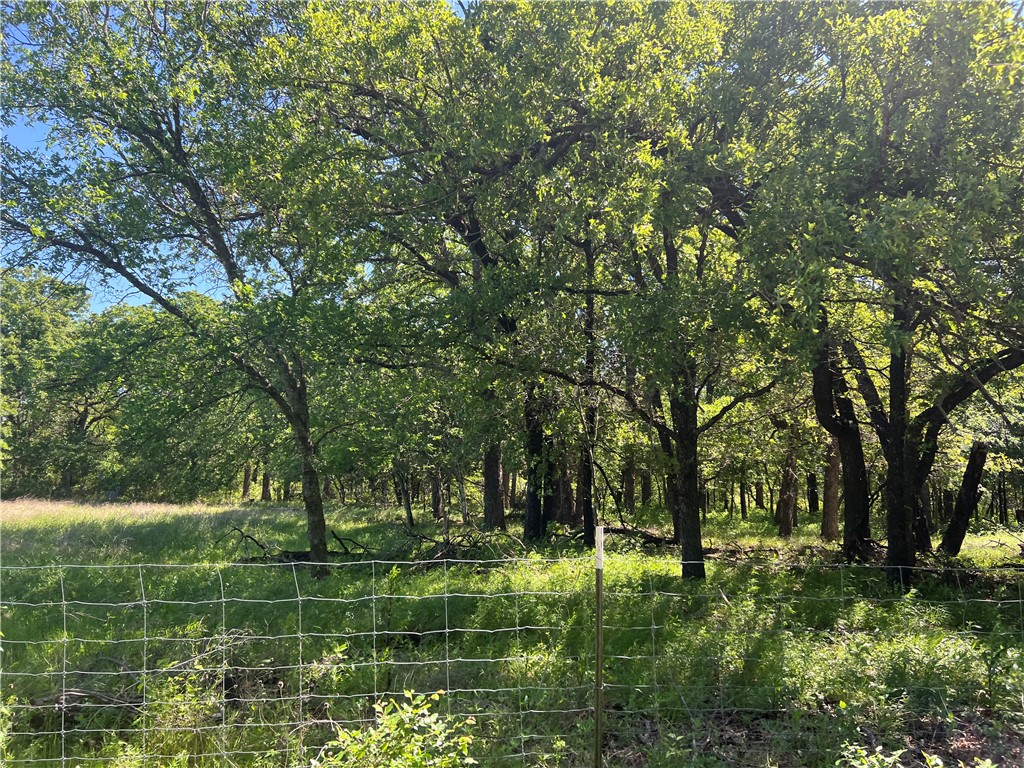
(1, 501, 1022, 766)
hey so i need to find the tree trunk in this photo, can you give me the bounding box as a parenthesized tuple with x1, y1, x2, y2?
(755, 480, 765, 509)
(912, 493, 933, 553)
(399, 472, 414, 528)
(920, 480, 933, 533)
(261, 471, 272, 502)
(884, 300, 916, 584)
(501, 461, 512, 510)
(998, 472, 1009, 526)
(456, 470, 469, 526)
(811, 315, 872, 561)
(322, 475, 335, 501)
(657, 427, 683, 543)
(578, 411, 597, 548)
(622, 451, 636, 515)
(294, 425, 328, 578)
(557, 463, 576, 523)
(739, 473, 748, 521)
(482, 443, 505, 530)
(776, 443, 798, 538)
(60, 467, 73, 497)
(806, 472, 819, 527)
(640, 468, 653, 507)
(939, 442, 988, 556)
(670, 389, 705, 580)
(523, 385, 547, 541)
(431, 469, 444, 521)
(283, 481, 293, 501)
(821, 437, 841, 542)
(836, 420, 872, 560)
(542, 438, 558, 525)
(242, 464, 252, 501)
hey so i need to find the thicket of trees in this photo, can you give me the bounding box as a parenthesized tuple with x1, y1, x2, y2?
(3, 1, 1023, 581)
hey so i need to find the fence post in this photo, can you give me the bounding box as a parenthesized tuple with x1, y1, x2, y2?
(594, 525, 604, 768)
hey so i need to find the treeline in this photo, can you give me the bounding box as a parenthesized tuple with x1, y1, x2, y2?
(3, 1, 1023, 580)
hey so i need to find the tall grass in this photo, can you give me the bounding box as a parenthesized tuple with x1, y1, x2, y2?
(1, 501, 1022, 767)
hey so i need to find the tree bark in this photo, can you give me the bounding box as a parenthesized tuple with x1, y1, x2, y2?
(578, 410, 597, 547)
(884, 298, 916, 583)
(806, 472, 819, 528)
(557, 463, 577, 524)
(523, 385, 547, 541)
(776, 444, 798, 538)
(456, 470, 469, 527)
(482, 443, 505, 530)
(294, 424, 328, 578)
(261, 471, 272, 502)
(739, 471, 748, 521)
(998, 472, 1009, 526)
(242, 464, 252, 501)
(657, 427, 683, 543)
(640, 469, 653, 508)
(431, 469, 444, 521)
(398, 471, 414, 529)
(670, 388, 705, 580)
(939, 442, 988, 556)
(501, 461, 512, 509)
(811, 313, 872, 561)
(755, 480, 765, 509)
(622, 450, 636, 515)
(821, 437, 841, 542)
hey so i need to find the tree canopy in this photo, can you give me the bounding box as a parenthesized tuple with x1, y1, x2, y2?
(4, 0, 1023, 581)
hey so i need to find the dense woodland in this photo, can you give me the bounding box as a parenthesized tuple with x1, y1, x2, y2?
(3, 1, 1024, 582)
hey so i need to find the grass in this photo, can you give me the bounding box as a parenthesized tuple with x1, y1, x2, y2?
(1, 500, 1023, 767)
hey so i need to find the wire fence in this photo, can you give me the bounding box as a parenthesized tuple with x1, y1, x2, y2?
(2, 545, 1023, 767)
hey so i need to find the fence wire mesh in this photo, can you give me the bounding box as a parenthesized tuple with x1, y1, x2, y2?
(1, 556, 1022, 767)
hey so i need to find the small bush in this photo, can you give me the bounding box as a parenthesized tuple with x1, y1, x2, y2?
(313, 690, 476, 768)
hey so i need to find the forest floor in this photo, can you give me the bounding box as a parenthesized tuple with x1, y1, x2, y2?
(1, 499, 1023, 767)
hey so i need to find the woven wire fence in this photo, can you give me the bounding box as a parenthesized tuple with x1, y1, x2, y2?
(1, 554, 1022, 767)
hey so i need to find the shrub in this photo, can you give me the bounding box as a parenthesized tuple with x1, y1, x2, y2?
(313, 690, 476, 768)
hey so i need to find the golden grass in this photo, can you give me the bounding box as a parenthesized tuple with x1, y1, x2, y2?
(0, 500, 290, 565)
(0, 498, 219, 522)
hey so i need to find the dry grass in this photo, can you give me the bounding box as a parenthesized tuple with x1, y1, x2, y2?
(0, 498, 220, 522)
(0, 499, 305, 565)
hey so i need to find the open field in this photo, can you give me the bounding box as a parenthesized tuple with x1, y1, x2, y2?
(2, 500, 1023, 767)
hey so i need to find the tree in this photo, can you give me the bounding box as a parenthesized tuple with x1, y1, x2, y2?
(2, 3, 368, 572)
(746, 1, 1024, 579)
(1, 267, 90, 496)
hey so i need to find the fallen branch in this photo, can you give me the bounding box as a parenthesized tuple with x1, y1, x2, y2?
(331, 530, 373, 555)
(603, 525, 675, 546)
(31, 688, 141, 711)
(215, 526, 270, 557)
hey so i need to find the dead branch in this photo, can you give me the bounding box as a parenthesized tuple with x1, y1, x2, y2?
(603, 525, 675, 546)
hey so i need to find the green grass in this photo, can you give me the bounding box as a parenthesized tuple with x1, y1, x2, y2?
(1, 500, 1023, 767)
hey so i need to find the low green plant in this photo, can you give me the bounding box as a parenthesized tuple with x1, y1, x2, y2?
(313, 690, 476, 768)
(835, 743, 999, 768)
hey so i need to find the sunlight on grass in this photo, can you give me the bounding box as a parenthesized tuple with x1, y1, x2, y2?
(1, 502, 1022, 767)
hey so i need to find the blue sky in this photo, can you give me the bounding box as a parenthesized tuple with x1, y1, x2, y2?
(5, 116, 218, 313)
